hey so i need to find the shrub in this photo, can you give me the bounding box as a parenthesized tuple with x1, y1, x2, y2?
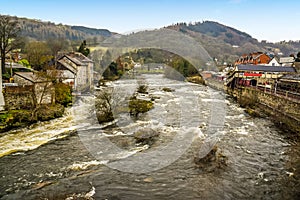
(55, 83, 72, 106)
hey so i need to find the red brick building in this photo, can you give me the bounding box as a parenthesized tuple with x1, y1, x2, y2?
(235, 52, 271, 65)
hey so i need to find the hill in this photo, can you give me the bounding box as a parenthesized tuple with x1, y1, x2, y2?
(3, 15, 300, 65)
(4, 15, 113, 41)
(166, 21, 300, 65)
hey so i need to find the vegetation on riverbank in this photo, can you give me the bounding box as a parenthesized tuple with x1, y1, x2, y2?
(100, 48, 203, 82)
(0, 104, 65, 133)
(0, 81, 72, 133)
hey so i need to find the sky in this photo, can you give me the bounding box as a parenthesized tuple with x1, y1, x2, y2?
(0, 0, 299, 42)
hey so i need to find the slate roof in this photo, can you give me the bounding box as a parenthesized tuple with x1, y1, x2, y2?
(236, 65, 296, 73)
(57, 59, 78, 74)
(280, 74, 300, 81)
(14, 72, 48, 83)
(5, 62, 33, 71)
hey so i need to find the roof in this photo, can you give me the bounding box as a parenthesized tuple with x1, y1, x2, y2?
(69, 52, 93, 63)
(58, 52, 93, 64)
(57, 59, 78, 74)
(14, 72, 49, 83)
(60, 55, 84, 66)
(5, 62, 33, 71)
(57, 52, 93, 74)
(236, 65, 296, 73)
(279, 57, 295, 63)
(280, 74, 300, 82)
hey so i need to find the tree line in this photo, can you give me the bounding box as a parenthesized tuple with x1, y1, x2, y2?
(0, 15, 92, 78)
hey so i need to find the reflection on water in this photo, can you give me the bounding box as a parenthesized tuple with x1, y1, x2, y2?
(0, 74, 299, 200)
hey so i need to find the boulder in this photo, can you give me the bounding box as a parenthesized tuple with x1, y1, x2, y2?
(133, 128, 159, 145)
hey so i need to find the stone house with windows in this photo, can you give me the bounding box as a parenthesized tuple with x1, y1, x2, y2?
(57, 52, 93, 91)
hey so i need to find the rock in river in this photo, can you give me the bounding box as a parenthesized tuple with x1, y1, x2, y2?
(133, 128, 159, 145)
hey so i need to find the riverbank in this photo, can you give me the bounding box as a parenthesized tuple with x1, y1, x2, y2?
(0, 104, 65, 133)
(204, 78, 300, 135)
(237, 87, 300, 136)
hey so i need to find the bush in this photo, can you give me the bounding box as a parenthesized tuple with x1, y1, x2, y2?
(36, 104, 64, 121)
(55, 83, 72, 106)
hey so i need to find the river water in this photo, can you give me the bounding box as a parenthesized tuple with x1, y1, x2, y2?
(0, 74, 299, 199)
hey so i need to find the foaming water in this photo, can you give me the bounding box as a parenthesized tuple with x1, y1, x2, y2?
(0, 108, 77, 158)
(0, 74, 299, 200)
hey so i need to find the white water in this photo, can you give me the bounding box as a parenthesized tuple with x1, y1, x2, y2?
(0, 109, 77, 157)
(0, 74, 299, 200)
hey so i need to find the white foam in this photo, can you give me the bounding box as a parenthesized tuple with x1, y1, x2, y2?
(67, 160, 108, 171)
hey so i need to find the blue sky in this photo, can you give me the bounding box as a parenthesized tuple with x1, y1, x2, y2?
(0, 0, 299, 42)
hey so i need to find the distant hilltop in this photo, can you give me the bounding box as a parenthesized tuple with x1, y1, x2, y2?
(2, 15, 114, 41)
(165, 21, 300, 64)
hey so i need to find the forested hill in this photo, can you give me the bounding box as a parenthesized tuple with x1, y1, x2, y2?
(166, 21, 300, 64)
(4, 15, 113, 41)
(4, 14, 300, 64)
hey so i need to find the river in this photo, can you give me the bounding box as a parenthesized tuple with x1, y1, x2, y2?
(0, 74, 299, 200)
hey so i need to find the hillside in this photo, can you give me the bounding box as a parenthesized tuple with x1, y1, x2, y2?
(166, 21, 300, 65)
(3, 15, 300, 65)
(4, 15, 113, 41)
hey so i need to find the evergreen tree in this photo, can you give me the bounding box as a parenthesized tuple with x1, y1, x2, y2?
(78, 40, 90, 57)
(296, 52, 300, 62)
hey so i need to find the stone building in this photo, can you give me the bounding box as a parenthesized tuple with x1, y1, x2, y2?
(13, 72, 55, 105)
(57, 52, 93, 92)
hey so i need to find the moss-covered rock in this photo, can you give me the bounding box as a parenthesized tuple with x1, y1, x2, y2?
(129, 96, 154, 117)
(134, 128, 159, 145)
(186, 75, 205, 85)
(96, 110, 114, 123)
(137, 85, 149, 94)
(162, 87, 175, 92)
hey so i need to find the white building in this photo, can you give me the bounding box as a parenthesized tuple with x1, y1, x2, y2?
(279, 57, 295, 66)
(266, 57, 280, 66)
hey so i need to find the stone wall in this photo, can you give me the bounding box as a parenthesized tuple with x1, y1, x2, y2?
(239, 87, 300, 134)
(4, 85, 35, 110)
(205, 78, 225, 91)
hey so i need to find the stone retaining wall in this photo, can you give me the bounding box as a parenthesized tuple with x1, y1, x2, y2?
(240, 87, 300, 134)
(4, 85, 35, 110)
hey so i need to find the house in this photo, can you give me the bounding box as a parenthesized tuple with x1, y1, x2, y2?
(225, 64, 296, 89)
(279, 57, 295, 66)
(234, 52, 271, 65)
(57, 52, 93, 91)
(5, 62, 33, 72)
(265, 57, 280, 66)
(13, 72, 55, 104)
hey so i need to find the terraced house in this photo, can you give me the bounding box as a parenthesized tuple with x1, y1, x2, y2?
(234, 52, 271, 65)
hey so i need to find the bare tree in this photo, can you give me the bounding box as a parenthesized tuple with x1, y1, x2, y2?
(46, 37, 70, 66)
(0, 15, 21, 74)
(95, 88, 114, 123)
(24, 41, 52, 70)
